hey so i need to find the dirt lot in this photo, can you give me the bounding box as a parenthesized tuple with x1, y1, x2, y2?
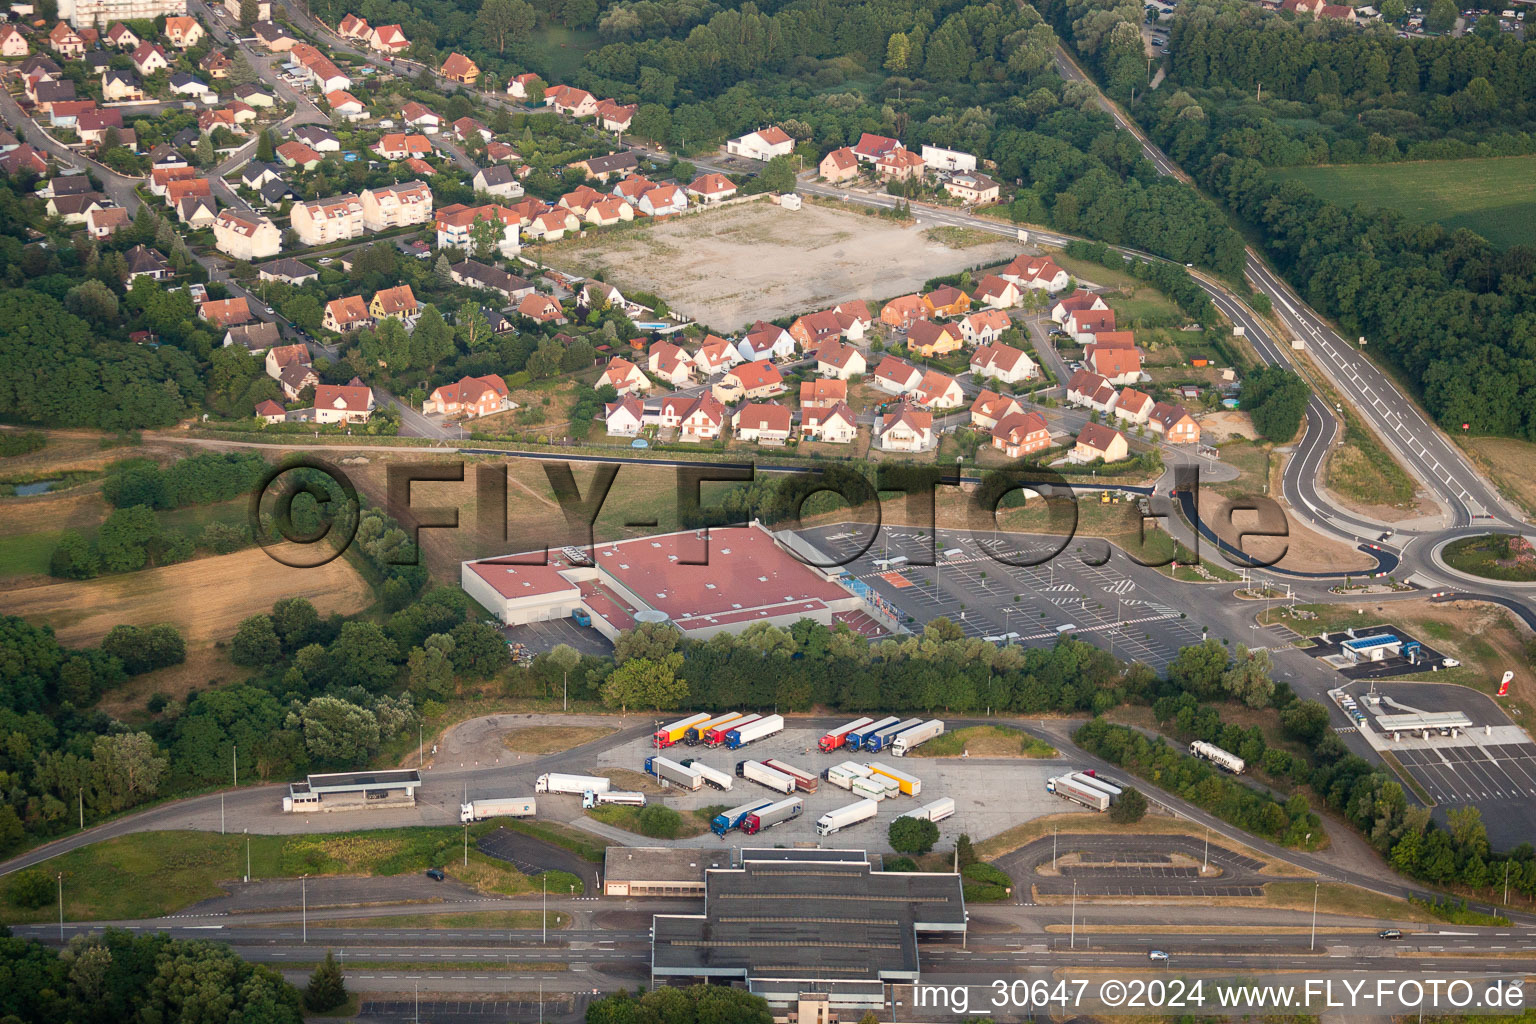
(1200, 410, 1256, 444)
(1463, 435, 1536, 518)
(0, 545, 372, 647)
(542, 202, 1023, 330)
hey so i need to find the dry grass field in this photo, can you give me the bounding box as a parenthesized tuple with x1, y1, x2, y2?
(543, 201, 1022, 329)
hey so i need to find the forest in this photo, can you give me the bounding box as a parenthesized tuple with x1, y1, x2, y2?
(1039, 0, 1536, 440)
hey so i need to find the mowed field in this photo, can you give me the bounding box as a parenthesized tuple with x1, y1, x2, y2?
(1267, 155, 1536, 249)
(0, 546, 372, 647)
(543, 201, 1022, 329)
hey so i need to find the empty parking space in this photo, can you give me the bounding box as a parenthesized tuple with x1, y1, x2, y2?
(502, 617, 612, 658)
(1036, 883, 1265, 897)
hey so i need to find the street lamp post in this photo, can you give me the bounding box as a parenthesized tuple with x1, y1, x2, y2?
(1070, 880, 1077, 949)
(542, 874, 547, 944)
(302, 874, 308, 944)
(1309, 880, 1319, 951)
(57, 872, 63, 942)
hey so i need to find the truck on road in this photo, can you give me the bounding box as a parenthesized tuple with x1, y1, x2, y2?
(583, 790, 646, 808)
(890, 719, 945, 757)
(761, 758, 819, 794)
(825, 762, 873, 790)
(819, 717, 874, 752)
(1046, 774, 1109, 812)
(846, 716, 900, 751)
(459, 797, 537, 822)
(711, 798, 774, 836)
(1189, 740, 1245, 774)
(707, 714, 759, 748)
(537, 773, 609, 795)
(726, 714, 784, 750)
(644, 755, 704, 791)
(742, 796, 804, 834)
(737, 760, 796, 795)
(654, 713, 713, 749)
(866, 761, 922, 796)
(863, 718, 924, 754)
(678, 759, 733, 791)
(686, 712, 743, 746)
(896, 797, 955, 823)
(816, 798, 879, 836)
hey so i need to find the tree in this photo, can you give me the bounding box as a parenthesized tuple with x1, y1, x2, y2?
(889, 815, 939, 854)
(256, 128, 275, 163)
(477, 0, 536, 54)
(407, 635, 456, 701)
(5, 869, 54, 909)
(271, 596, 322, 652)
(1109, 785, 1148, 823)
(293, 696, 379, 763)
(1379, 0, 1405, 20)
(758, 156, 795, 194)
(546, 643, 580, 709)
(195, 134, 214, 166)
(637, 804, 683, 838)
(329, 622, 399, 691)
(885, 31, 911, 72)
(64, 280, 118, 324)
(96, 504, 159, 572)
(469, 215, 502, 259)
(456, 300, 492, 350)
(956, 833, 976, 868)
(101, 623, 185, 674)
(231, 614, 281, 666)
(90, 732, 168, 810)
(600, 653, 686, 712)
(304, 950, 348, 1011)
(49, 529, 99, 579)
(1426, 0, 1457, 32)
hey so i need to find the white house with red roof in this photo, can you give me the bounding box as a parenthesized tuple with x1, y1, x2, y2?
(814, 339, 866, 380)
(1051, 290, 1108, 323)
(1072, 422, 1130, 464)
(801, 401, 856, 444)
(726, 126, 794, 161)
(853, 133, 901, 164)
(595, 99, 635, 132)
(819, 147, 858, 182)
(544, 84, 597, 118)
(425, 375, 511, 418)
(314, 381, 374, 425)
(877, 405, 933, 452)
(960, 308, 1012, 345)
(970, 389, 1024, 431)
(687, 172, 737, 204)
(1112, 387, 1155, 426)
(736, 321, 794, 363)
(973, 274, 1022, 309)
(1066, 306, 1116, 343)
(732, 402, 793, 444)
(659, 394, 725, 442)
(507, 73, 541, 100)
(1065, 369, 1120, 415)
(692, 335, 740, 376)
(872, 355, 922, 396)
(913, 369, 964, 410)
(648, 340, 694, 387)
(969, 342, 1038, 385)
(1001, 254, 1069, 292)
(597, 356, 651, 395)
(603, 395, 646, 437)
(369, 23, 409, 53)
(713, 360, 784, 404)
(637, 184, 687, 217)
(1087, 345, 1142, 385)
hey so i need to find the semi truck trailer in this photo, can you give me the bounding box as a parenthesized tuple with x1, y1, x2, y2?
(866, 761, 922, 796)
(863, 718, 925, 754)
(654, 713, 713, 749)
(896, 797, 956, 823)
(816, 798, 879, 836)
(725, 714, 784, 749)
(1071, 772, 1122, 803)
(846, 717, 900, 751)
(736, 760, 796, 795)
(583, 790, 646, 808)
(761, 758, 819, 794)
(459, 797, 536, 822)
(707, 714, 759, 748)
(711, 798, 774, 836)
(851, 777, 888, 801)
(685, 712, 743, 746)
(890, 719, 945, 757)
(819, 717, 874, 752)
(677, 759, 733, 791)
(1189, 740, 1245, 774)
(536, 773, 609, 795)
(644, 755, 704, 791)
(742, 796, 804, 834)
(825, 762, 873, 790)
(1045, 774, 1109, 811)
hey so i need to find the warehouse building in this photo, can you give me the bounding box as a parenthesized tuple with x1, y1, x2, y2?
(603, 847, 735, 897)
(283, 770, 421, 812)
(651, 848, 966, 1013)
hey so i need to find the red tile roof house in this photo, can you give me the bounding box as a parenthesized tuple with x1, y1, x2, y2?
(1148, 402, 1200, 443)
(323, 294, 373, 334)
(813, 339, 867, 380)
(544, 84, 598, 118)
(736, 321, 795, 363)
(424, 375, 511, 418)
(659, 394, 725, 442)
(790, 309, 845, 352)
(254, 398, 287, 423)
(712, 359, 784, 404)
(799, 378, 848, 410)
(800, 400, 857, 444)
(603, 394, 646, 437)
(1086, 344, 1143, 385)
(1090, 329, 1136, 349)
(401, 101, 441, 132)
(597, 356, 651, 395)
(732, 402, 793, 444)
(1071, 422, 1130, 465)
(991, 410, 1051, 458)
(314, 381, 375, 425)
(852, 132, 901, 164)
(1066, 307, 1116, 343)
(199, 297, 252, 328)
(913, 369, 964, 410)
(973, 274, 1022, 309)
(687, 172, 737, 204)
(1001, 254, 1070, 292)
(877, 404, 933, 452)
(1051, 290, 1109, 323)
(648, 340, 695, 387)
(439, 52, 480, 85)
(725, 125, 794, 162)
(1065, 368, 1120, 415)
(518, 292, 567, 324)
(264, 342, 310, 381)
(969, 342, 1038, 385)
(692, 335, 741, 376)
(880, 293, 930, 328)
(1112, 387, 1155, 426)
(819, 146, 858, 183)
(595, 99, 636, 133)
(876, 147, 925, 182)
(960, 308, 1012, 345)
(870, 355, 921, 397)
(970, 389, 1024, 431)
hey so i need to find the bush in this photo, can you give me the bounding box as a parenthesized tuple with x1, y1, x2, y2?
(5, 869, 53, 909)
(0, 431, 46, 457)
(961, 861, 1012, 902)
(888, 816, 939, 855)
(885, 856, 918, 872)
(1109, 786, 1148, 824)
(637, 804, 683, 839)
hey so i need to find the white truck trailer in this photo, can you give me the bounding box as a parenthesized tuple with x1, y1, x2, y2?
(679, 759, 733, 791)
(536, 773, 609, 795)
(890, 719, 945, 757)
(459, 797, 536, 822)
(1189, 740, 1245, 774)
(737, 760, 796, 795)
(583, 790, 647, 808)
(816, 798, 880, 836)
(896, 797, 956, 823)
(1046, 774, 1109, 812)
(1071, 772, 1122, 804)
(851, 776, 890, 802)
(644, 755, 704, 791)
(825, 762, 873, 790)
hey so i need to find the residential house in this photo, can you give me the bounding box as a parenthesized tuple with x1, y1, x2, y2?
(360, 181, 433, 230)
(970, 342, 1038, 385)
(48, 22, 85, 57)
(370, 283, 418, 325)
(337, 13, 371, 40)
(1112, 387, 1154, 426)
(913, 369, 964, 410)
(265, 342, 310, 380)
(401, 100, 440, 132)
(1148, 402, 1200, 443)
(314, 382, 375, 425)
(372, 132, 433, 161)
(973, 275, 1022, 309)
(44, 193, 101, 225)
(288, 43, 349, 92)
(1001, 254, 1069, 292)
(76, 108, 125, 146)
(434, 202, 520, 256)
(960, 308, 1012, 345)
(875, 147, 924, 181)
(813, 340, 866, 380)
(369, 23, 409, 52)
(246, 259, 312, 292)
(732, 402, 793, 444)
(1065, 307, 1116, 343)
(687, 172, 736, 203)
(450, 259, 533, 300)
(322, 295, 372, 333)
(259, 179, 295, 207)
(293, 126, 340, 152)
(124, 244, 171, 282)
(0, 24, 25, 56)
(424, 374, 510, 418)
(881, 293, 930, 328)
(819, 146, 858, 182)
(544, 84, 597, 117)
(872, 355, 923, 396)
(925, 284, 971, 317)
(637, 184, 686, 217)
(164, 16, 204, 49)
(659, 394, 725, 442)
(523, 208, 580, 242)
(991, 410, 1051, 458)
(33, 78, 78, 112)
(49, 100, 99, 130)
(277, 362, 319, 400)
(595, 98, 635, 132)
(920, 145, 977, 173)
(275, 141, 322, 170)
(326, 90, 366, 119)
(199, 296, 251, 328)
(597, 356, 650, 395)
(736, 321, 794, 363)
(692, 335, 740, 376)
(200, 50, 232, 79)
(800, 401, 856, 444)
(907, 320, 962, 358)
(648, 341, 694, 387)
(0, 145, 47, 177)
(1090, 329, 1136, 350)
(943, 171, 999, 204)
(969, 389, 1024, 431)
(175, 194, 216, 227)
(223, 321, 281, 353)
(47, 175, 93, 198)
(104, 22, 139, 49)
(291, 193, 364, 246)
(789, 310, 845, 351)
(877, 405, 933, 452)
(101, 68, 144, 101)
(558, 184, 605, 214)
(85, 205, 129, 239)
(240, 161, 282, 190)
(506, 72, 541, 100)
(516, 292, 566, 324)
(853, 132, 901, 164)
(1065, 369, 1120, 415)
(585, 195, 633, 226)
(725, 126, 794, 161)
(252, 21, 296, 51)
(148, 144, 186, 169)
(453, 116, 491, 143)
(130, 41, 168, 74)
(224, 0, 270, 19)
(603, 395, 645, 437)
(254, 399, 287, 423)
(1071, 422, 1129, 464)
(799, 378, 848, 410)
(834, 299, 873, 329)
(1086, 344, 1141, 385)
(713, 359, 783, 404)
(196, 107, 243, 135)
(486, 141, 518, 163)
(1052, 291, 1108, 323)
(612, 174, 654, 204)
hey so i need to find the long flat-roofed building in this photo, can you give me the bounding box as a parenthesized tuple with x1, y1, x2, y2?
(651, 848, 966, 1012)
(604, 846, 735, 897)
(462, 522, 872, 640)
(283, 769, 421, 812)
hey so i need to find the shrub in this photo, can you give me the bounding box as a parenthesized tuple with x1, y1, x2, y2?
(888, 816, 940, 855)
(6, 869, 54, 909)
(637, 804, 683, 839)
(960, 861, 1012, 902)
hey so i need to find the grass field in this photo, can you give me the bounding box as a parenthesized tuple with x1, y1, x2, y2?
(910, 725, 1058, 758)
(1463, 436, 1536, 517)
(501, 725, 616, 754)
(0, 828, 580, 922)
(1268, 156, 1536, 249)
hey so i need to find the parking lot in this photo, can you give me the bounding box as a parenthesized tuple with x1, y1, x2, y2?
(1307, 624, 1452, 680)
(800, 524, 1211, 669)
(994, 833, 1268, 901)
(501, 617, 613, 658)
